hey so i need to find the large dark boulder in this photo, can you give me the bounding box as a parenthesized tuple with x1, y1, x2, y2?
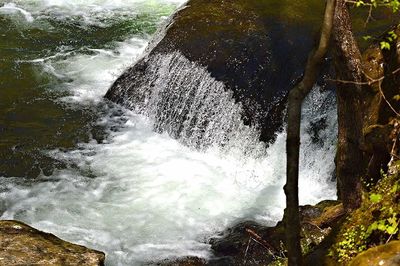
(105, 0, 327, 148)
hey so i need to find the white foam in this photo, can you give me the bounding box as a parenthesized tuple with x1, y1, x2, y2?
(1, 0, 187, 26)
(0, 2, 34, 22)
(0, 87, 337, 265)
(52, 38, 148, 103)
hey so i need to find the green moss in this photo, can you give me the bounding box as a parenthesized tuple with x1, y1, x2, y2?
(329, 168, 400, 264)
(269, 257, 288, 266)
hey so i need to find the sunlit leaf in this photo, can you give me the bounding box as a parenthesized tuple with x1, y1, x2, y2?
(370, 193, 382, 203)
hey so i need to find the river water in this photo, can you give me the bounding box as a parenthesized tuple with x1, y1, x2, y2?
(0, 1, 337, 265)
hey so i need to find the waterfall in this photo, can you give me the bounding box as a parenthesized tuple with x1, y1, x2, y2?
(111, 51, 267, 156)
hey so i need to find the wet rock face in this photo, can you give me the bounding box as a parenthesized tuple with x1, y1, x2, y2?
(0, 220, 105, 266)
(349, 241, 400, 266)
(106, 0, 325, 145)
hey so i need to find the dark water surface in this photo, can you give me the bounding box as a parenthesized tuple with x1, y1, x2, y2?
(0, 1, 178, 177)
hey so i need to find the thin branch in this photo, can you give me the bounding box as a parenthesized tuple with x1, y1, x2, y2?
(329, 67, 400, 117)
(389, 137, 399, 167)
(329, 78, 375, 85)
(377, 80, 400, 117)
(364, 4, 374, 27)
(345, 0, 389, 7)
(385, 218, 399, 244)
(245, 228, 277, 253)
(329, 67, 400, 84)
(243, 237, 251, 265)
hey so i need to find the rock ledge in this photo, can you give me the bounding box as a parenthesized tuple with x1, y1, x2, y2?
(0, 220, 105, 266)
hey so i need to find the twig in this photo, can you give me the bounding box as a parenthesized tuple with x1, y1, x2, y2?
(364, 4, 374, 27)
(251, 237, 275, 257)
(345, 0, 389, 7)
(245, 228, 277, 253)
(329, 67, 400, 117)
(243, 237, 251, 265)
(328, 78, 375, 85)
(362, 68, 400, 116)
(386, 218, 399, 244)
(377, 81, 400, 117)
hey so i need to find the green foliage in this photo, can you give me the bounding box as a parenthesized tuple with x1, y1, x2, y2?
(367, 211, 399, 235)
(269, 258, 287, 266)
(333, 225, 369, 263)
(380, 41, 391, 50)
(329, 169, 400, 264)
(369, 193, 382, 203)
(380, 31, 398, 49)
(355, 0, 399, 49)
(355, 0, 400, 12)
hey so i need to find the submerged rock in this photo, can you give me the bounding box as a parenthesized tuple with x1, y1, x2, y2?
(0, 220, 105, 266)
(105, 0, 327, 148)
(154, 201, 343, 265)
(155, 257, 207, 266)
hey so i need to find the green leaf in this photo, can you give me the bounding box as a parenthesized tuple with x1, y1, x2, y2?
(381, 41, 391, 50)
(386, 226, 398, 234)
(391, 0, 400, 12)
(389, 31, 398, 39)
(367, 221, 379, 234)
(393, 95, 400, 101)
(388, 216, 397, 225)
(370, 193, 383, 203)
(356, 0, 365, 7)
(363, 35, 372, 41)
(378, 222, 387, 231)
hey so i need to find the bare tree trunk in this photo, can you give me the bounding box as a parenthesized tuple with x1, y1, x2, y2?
(332, 0, 365, 211)
(284, 0, 335, 265)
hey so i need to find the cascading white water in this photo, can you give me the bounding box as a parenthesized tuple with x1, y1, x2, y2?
(0, 1, 337, 265)
(114, 51, 266, 155)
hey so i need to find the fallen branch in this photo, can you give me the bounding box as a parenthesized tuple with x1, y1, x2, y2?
(245, 228, 277, 253)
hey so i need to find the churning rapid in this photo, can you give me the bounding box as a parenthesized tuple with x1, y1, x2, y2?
(0, 0, 337, 265)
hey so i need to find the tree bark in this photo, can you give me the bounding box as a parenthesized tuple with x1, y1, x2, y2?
(332, 0, 365, 211)
(284, 0, 335, 265)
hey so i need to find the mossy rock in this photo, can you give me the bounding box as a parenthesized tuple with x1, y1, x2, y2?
(349, 240, 400, 266)
(0, 220, 105, 265)
(329, 169, 400, 264)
